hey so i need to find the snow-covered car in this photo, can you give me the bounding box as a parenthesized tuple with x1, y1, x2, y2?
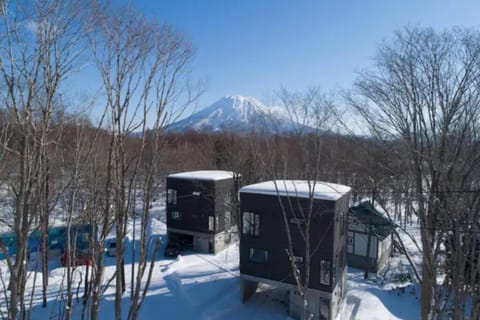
(106, 241, 117, 257)
(164, 242, 182, 258)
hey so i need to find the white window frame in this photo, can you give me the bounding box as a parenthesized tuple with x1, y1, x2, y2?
(167, 189, 177, 205)
(320, 260, 331, 285)
(171, 211, 181, 220)
(208, 216, 214, 231)
(242, 211, 260, 236)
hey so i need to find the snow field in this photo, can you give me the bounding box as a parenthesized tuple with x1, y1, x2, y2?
(0, 196, 422, 319)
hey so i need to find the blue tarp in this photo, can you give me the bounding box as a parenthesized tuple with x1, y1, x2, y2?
(0, 232, 17, 258)
(0, 224, 95, 259)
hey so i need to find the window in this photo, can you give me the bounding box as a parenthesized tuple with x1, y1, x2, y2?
(208, 216, 214, 231)
(290, 256, 303, 263)
(167, 189, 177, 205)
(215, 216, 220, 230)
(225, 210, 231, 230)
(289, 217, 305, 225)
(171, 211, 181, 220)
(192, 191, 201, 197)
(242, 212, 260, 236)
(224, 192, 232, 207)
(347, 231, 354, 254)
(249, 248, 268, 263)
(340, 211, 346, 236)
(320, 260, 331, 285)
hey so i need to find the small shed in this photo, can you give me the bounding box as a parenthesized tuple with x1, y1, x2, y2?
(347, 201, 395, 273)
(166, 170, 240, 254)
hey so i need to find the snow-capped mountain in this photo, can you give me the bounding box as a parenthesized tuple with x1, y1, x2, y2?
(166, 95, 302, 134)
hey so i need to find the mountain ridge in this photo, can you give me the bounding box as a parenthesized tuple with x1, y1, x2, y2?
(166, 95, 301, 134)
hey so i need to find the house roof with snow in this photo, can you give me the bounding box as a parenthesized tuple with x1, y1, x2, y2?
(239, 180, 351, 201)
(167, 170, 237, 181)
(349, 201, 395, 240)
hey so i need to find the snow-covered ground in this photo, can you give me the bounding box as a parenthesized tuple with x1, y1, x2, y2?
(344, 268, 420, 320)
(0, 197, 422, 319)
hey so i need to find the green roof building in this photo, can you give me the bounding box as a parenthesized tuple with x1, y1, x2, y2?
(347, 201, 395, 273)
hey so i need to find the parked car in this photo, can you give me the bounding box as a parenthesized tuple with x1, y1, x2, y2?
(106, 241, 117, 257)
(61, 251, 92, 267)
(164, 242, 182, 258)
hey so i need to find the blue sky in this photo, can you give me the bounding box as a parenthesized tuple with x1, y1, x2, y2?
(66, 1, 480, 120)
(132, 0, 480, 107)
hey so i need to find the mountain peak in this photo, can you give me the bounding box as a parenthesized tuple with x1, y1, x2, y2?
(222, 94, 264, 106)
(166, 95, 299, 134)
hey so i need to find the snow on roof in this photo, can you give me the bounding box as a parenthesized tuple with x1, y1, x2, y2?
(240, 180, 351, 201)
(167, 170, 236, 181)
(349, 201, 395, 240)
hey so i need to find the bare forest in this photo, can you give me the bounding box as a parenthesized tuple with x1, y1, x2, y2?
(0, 1, 478, 319)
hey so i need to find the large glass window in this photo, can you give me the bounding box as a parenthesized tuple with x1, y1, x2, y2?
(320, 260, 331, 285)
(242, 211, 260, 236)
(167, 189, 177, 205)
(249, 248, 268, 263)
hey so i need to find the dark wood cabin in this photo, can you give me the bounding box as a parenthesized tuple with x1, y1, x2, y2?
(166, 170, 240, 254)
(239, 180, 351, 320)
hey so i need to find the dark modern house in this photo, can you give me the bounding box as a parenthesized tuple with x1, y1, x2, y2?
(166, 170, 240, 254)
(239, 180, 351, 320)
(347, 201, 395, 273)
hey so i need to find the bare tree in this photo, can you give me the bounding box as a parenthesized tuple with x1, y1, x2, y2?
(57, 115, 104, 320)
(0, 0, 88, 318)
(348, 27, 480, 319)
(86, 2, 202, 319)
(266, 87, 343, 320)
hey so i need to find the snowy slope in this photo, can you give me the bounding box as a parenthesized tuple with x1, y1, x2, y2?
(166, 95, 305, 134)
